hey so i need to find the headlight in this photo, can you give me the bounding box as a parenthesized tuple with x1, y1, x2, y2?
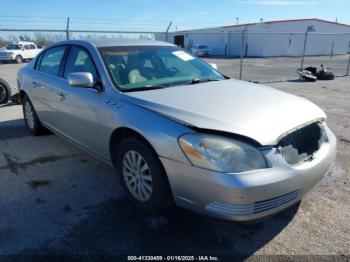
(8, 52, 14, 55)
(179, 133, 268, 173)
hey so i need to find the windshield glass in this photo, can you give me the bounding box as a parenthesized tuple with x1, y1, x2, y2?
(99, 46, 224, 91)
(6, 44, 23, 50)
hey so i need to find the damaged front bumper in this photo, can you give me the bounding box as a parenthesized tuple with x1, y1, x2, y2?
(160, 125, 337, 221)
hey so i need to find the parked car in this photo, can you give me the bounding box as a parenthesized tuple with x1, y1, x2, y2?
(191, 44, 211, 57)
(0, 41, 42, 63)
(0, 67, 20, 104)
(18, 39, 336, 221)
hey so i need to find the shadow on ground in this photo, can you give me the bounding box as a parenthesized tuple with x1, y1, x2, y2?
(0, 119, 31, 140)
(22, 197, 300, 257)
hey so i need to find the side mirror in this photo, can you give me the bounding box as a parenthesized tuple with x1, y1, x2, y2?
(68, 72, 94, 88)
(209, 63, 218, 70)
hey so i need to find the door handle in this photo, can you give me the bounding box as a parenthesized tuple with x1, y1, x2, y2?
(56, 92, 65, 101)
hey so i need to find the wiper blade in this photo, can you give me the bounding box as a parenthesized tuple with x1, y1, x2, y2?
(186, 78, 221, 85)
(122, 85, 166, 92)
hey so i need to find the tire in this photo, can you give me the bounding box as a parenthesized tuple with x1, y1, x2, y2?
(116, 137, 173, 213)
(317, 72, 335, 80)
(22, 95, 49, 135)
(0, 78, 11, 104)
(15, 55, 23, 64)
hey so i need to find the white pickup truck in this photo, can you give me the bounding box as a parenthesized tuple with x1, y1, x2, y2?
(0, 41, 42, 63)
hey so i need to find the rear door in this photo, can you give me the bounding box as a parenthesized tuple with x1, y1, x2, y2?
(28, 44, 38, 59)
(52, 45, 109, 158)
(29, 45, 68, 127)
(21, 45, 30, 59)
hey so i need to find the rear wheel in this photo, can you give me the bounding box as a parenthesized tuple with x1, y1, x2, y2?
(22, 95, 49, 135)
(0, 78, 11, 104)
(15, 55, 23, 64)
(116, 137, 173, 213)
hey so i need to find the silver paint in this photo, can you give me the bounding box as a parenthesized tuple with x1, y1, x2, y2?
(18, 39, 337, 221)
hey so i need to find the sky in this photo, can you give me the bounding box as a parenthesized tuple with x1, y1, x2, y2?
(1, 0, 350, 31)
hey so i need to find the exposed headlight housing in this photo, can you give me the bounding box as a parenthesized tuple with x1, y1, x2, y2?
(179, 133, 268, 173)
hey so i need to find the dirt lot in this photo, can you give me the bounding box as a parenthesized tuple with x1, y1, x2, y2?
(0, 61, 349, 258)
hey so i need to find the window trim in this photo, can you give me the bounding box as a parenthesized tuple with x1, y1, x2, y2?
(62, 44, 103, 91)
(35, 45, 70, 78)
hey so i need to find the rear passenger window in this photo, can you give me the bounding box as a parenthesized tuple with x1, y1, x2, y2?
(64, 46, 98, 82)
(29, 44, 36, 49)
(39, 46, 66, 76)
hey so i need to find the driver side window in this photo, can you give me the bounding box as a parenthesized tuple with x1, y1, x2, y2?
(64, 46, 99, 82)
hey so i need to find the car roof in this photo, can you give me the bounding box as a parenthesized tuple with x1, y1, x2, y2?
(52, 39, 176, 48)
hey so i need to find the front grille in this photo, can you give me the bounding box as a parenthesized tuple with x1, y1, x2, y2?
(0, 53, 10, 58)
(278, 122, 325, 165)
(206, 190, 299, 216)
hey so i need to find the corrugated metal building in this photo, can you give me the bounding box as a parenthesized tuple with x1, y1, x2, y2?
(155, 19, 350, 57)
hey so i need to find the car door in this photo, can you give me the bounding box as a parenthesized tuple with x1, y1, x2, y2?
(28, 44, 37, 59)
(22, 45, 31, 59)
(53, 45, 109, 159)
(29, 45, 68, 128)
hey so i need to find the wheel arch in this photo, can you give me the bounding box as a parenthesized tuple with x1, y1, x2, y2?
(19, 90, 28, 102)
(109, 127, 159, 169)
(109, 126, 174, 198)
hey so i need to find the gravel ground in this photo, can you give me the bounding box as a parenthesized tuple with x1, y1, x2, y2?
(0, 62, 349, 258)
(205, 55, 350, 82)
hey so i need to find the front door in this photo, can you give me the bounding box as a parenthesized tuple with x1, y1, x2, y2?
(53, 45, 110, 159)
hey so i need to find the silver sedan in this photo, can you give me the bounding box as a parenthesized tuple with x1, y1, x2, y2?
(17, 39, 336, 221)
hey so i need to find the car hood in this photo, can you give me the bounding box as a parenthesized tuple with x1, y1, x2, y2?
(124, 79, 326, 145)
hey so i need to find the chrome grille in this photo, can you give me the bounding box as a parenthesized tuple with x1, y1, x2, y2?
(278, 122, 325, 165)
(206, 190, 299, 216)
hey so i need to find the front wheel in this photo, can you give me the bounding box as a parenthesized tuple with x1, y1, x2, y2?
(22, 95, 49, 135)
(116, 137, 173, 213)
(15, 55, 23, 64)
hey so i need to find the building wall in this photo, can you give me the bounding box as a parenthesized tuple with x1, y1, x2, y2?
(155, 20, 350, 57)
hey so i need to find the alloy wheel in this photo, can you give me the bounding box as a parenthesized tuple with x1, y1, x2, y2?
(24, 101, 35, 130)
(122, 150, 153, 202)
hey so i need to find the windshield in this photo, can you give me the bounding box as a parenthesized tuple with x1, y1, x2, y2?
(99, 46, 224, 92)
(198, 45, 208, 49)
(6, 44, 23, 50)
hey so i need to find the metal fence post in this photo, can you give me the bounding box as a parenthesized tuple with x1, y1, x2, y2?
(330, 42, 334, 58)
(347, 54, 350, 76)
(239, 28, 247, 80)
(66, 17, 70, 40)
(300, 31, 308, 71)
(165, 21, 173, 42)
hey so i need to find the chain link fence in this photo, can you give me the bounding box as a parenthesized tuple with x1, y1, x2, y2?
(160, 30, 350, 82)
(0, 16, 350, 83)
